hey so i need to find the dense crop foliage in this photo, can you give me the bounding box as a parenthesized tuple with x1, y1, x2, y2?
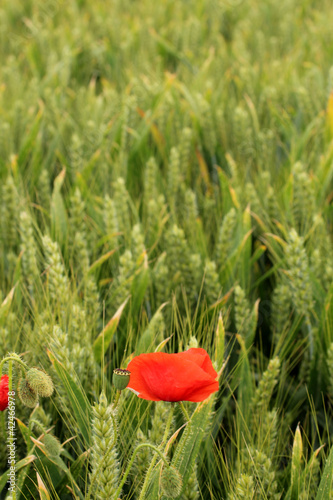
(0, 0, 333, 498)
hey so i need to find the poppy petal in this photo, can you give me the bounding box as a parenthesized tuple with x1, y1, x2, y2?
(178, 348, 218, 379)
(127, 349, 219, 402)
(0, 375, 9, 412)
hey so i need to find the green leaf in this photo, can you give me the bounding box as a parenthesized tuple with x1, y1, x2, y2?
(215, 313, 225, 371)
(145, 469, 160, 498)
(57, 450, 89, 498)
(137, 303, 167, 354)
(194, 218, 208, 259)
(316, 444, 333, 499)
(290, 425, 302, 500)
(145, 397, 215, 500)
(93, 297, 129, 361)
(217, 167, 234, 216)
(36, 472, 51, 500)
(234, 334, 253, 422)
(51, 168, 67, 246)
(16, 418, 31, 448)
(39, 450, 84, 499)
(17, 108, 43, 168)
(88, 249, 116, 274)
(47, 350, 92, 447)
(285, 446, 323, 500)
(249, 244, 266, 266)
(245, 298, 260, 350)
(150, 28, 195, 73)
(240, 207, 253, 291)
(172, 397, 215, 497)
(0, 285, 16, 324)
(155, 335, 172, 352)
(0, 455, 37, 494)
(80, 149, 102, 183)
(131, 253, 149, 316)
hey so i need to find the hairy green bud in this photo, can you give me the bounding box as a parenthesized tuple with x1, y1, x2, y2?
(17, 378, 38, 408)
(42, 434, 62, 457)
(26, 368, 54, 398)
(161, 465, 183, 498)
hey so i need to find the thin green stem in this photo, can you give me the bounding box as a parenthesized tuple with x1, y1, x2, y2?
(29, 419, 48, 435)
(114, 443, 170, 500)
(138, 403, 174, 500)
(179, 401, 190, 422)
(306, 315, 314, 358)
(0, 355, 29, 380)
(0, 412, 5, 436)
(8, 360, 13, 393)
(113, 390, 121, 409)
(161, 403, 174, 447)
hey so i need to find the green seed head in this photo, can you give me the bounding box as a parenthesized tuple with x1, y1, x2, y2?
(26, 368, 54, 398)
(113, 368, 131, 391)
(17, 378, 38, 408)
(160, 465, 183, 498)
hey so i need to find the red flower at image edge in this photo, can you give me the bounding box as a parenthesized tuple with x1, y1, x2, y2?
(127, 348, 219, 402)
(0, 375, 9, 411)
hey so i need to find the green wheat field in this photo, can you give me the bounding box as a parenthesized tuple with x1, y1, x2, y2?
(0, 0, 333, 498)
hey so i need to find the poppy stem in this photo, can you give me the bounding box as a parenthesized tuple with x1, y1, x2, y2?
(29, 419, 48, 435)
(8, 360, 13, 394)
(113, 390, 121, 409)
(179, 401, 190, 422)
(162, 402, 175, 446)
(0, 354, 29, 380)
(114, 443, 170, 499)
(0, 412, 5, 437)
(138, 403, 175, 500)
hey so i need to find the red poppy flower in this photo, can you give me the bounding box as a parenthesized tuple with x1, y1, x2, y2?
(0, 375, 9, 411)
(127, 348, 219, 402)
